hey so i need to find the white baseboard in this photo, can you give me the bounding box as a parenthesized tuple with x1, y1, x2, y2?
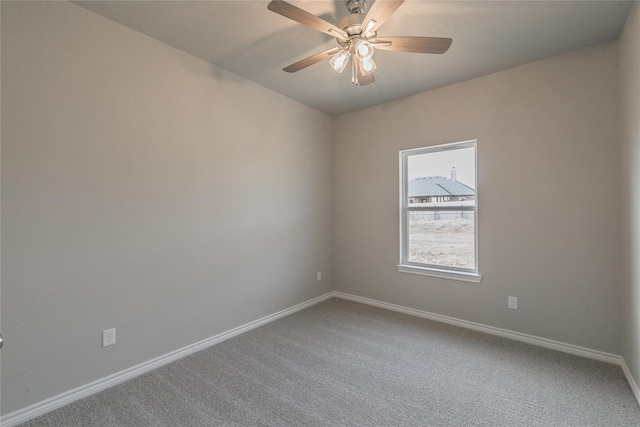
(0, 292, 334, 427)
(621, 358, 640, 406)
(333, 291, 640, 408)
(333, 292, 621, 364)
(4, 290, 639, 426)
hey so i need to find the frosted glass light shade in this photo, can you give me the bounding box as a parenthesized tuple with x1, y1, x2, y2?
(355, 40, 374, 60)
(359, 57, 377, 76)
(330, 49, 351, 73)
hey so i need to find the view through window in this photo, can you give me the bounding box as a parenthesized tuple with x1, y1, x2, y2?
(399, 140, 478, 279)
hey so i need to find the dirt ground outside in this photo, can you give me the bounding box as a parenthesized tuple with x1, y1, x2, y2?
(408, 218, 475, 268)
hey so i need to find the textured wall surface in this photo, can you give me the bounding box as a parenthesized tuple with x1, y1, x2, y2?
(620, 1, 640, 393)
(1, 1, 333, 414)
(333, 42, 621, 354)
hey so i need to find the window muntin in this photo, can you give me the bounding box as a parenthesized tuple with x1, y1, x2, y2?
(398, 140, 479, 281)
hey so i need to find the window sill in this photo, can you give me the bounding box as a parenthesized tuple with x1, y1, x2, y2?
(396, 264, 482, 283)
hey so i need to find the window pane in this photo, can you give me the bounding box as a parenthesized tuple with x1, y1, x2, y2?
(406, 147, 476, 206)
(400, 140, 478, 276)
(407, 211, 475, 269)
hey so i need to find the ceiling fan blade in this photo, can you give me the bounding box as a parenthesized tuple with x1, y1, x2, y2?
(268, 0, 348, 38)
(375, 37, 453, 54)
(354, 57, 375, 86)
(283, 47, 340, 73)
(361, 0, 405, 34)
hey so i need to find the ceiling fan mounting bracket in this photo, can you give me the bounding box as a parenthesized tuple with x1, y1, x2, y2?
(346, 0, 366, 14)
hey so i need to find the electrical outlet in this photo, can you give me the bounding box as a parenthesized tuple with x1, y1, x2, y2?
(102, 328, 116, 347)
(508, 296, 518, 310)
(317, 272, 321, 281)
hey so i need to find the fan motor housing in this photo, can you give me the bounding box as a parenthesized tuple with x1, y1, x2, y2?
(340, 13, 368, 36)
(337, 13, 377, 50)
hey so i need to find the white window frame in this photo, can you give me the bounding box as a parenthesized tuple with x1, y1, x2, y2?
(397, 140, 481, 283)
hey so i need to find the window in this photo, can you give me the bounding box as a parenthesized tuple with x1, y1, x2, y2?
(398, 140, 481, 282)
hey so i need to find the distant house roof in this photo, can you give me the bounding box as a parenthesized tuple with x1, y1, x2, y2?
(408, 176, 475, 197)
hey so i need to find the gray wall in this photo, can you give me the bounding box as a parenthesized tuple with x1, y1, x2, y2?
(2, 0, 637, 419)
(333, 42, 621, 354)
(1, 1, 333, 414)
(620, 1, 640, 392)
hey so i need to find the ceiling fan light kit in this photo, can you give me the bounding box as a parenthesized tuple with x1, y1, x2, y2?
(330, 49, 352, 73)
(267, 0, 452, 86)
(359, 57, 377, 76)
(355, 40, 374, 59)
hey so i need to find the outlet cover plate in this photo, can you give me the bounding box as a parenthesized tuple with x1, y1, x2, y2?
(508, 296, 518, 310)
(103, 328, 116, 347)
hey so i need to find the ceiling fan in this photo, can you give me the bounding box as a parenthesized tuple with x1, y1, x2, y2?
(267, 0, 452, 86)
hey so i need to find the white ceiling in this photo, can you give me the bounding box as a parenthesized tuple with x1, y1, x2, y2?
(73, 1, 633, 116)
